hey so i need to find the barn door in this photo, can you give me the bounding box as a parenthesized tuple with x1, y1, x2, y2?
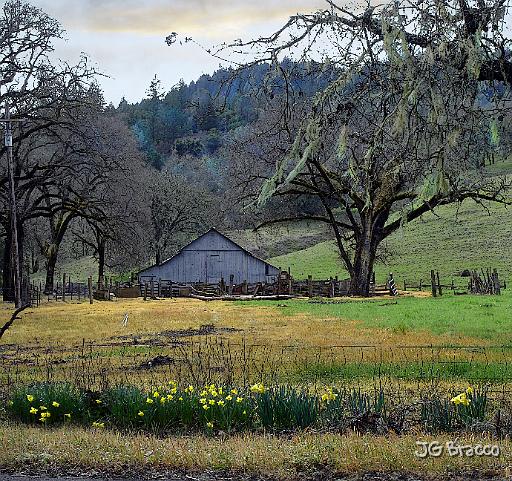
(205, 252, 224, 284)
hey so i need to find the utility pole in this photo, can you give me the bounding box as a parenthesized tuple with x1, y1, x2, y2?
(1, 99, 23, 307)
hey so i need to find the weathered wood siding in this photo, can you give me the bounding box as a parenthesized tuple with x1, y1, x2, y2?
(139, 229, 280, 284)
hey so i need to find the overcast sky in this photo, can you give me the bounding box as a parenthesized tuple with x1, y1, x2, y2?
(27, 0, 327, 104)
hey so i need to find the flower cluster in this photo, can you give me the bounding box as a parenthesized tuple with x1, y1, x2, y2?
(321, 387, 338, 403)
(451, 387, 473, 406)
(249, 383, 265, 394)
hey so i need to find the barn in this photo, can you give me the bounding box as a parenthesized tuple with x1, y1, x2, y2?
(138, 228, 280, 285)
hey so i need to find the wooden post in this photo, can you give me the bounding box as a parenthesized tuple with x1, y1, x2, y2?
(451, 279, 455, 291)
(144, 282, 148, 301)
(62, 273, 66, 302)
(78, 282, 81, 301)
(70, 278, 73, 300)
(150, 279, 154, 298)
(288, 276, 293, 295)
(88, 277, 93, 304)
(436, 271, 442, 296)
(419, 279, 422, 291)
(329, 277, 334, 298)
(430, 270, 437, 297)
(404, 280, 407, 291)
(242, 280, 248, 295)
(158, 278, 162, 298)
(308, 275, 313, 297)
(229, 275, 234, 296)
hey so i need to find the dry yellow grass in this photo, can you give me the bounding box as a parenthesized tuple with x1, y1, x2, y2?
(0, 297, 485, 348)
(0, 424, 509, 478)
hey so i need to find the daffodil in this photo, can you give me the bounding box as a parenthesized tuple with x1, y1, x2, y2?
(52, 401, 60, 408)
(206, 422, 213, 429)
(167, 394, 174, 401)
(236, 397, 243, 403)
(29, 407, 38, 415)
(146, 398, 154, 404)
(203, 404, 209, 410)
(95, 399, 102, 405)
(92, 421, 105, 428)
(7, 400, 13, 407)
(160, 397, 166, 404)
(466, 387, 474, 395)
(200, 398, 207, 404)
(217, 400, 225, 407)
(209, 399, 216, 405)
(230, 389, 238, 395)
(250, 383, 265, 394)
(451, 392, 470, 406)
(153, 391, 160, 398)
(40, 405, 47, 411)
(138, 411, 145, 417)
(26, 394, 34, 403)
(64, 413, 71, 419)
(178, 397, 183, 401)
(226, 395, 233, 401)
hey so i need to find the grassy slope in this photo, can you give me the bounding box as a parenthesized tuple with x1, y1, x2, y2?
(269, 198, 512, 284)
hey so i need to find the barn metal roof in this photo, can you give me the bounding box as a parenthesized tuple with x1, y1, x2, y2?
(139, 227, 279, 275)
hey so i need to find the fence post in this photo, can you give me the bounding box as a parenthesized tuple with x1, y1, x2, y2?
(419, 279, 422, 291)
(62, 273, 66, 302)
(70, 278, 73, 301)
(158, 278, 162, 298)
(88, 277, 93, 304)
(229, 275, 234, 296)
(308, 275, 313, 297)
(430, 270, 437, 297)
(329, 277, 335, 298)
(436, 271, 442, 296)
(144, 282, 148, 301)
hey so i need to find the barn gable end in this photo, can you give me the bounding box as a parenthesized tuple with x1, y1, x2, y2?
(139, 228, 280, 284)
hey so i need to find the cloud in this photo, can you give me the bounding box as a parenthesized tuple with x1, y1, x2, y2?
(33, 0, 327, 38)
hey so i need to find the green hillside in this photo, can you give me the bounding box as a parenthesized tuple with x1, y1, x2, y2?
(268, 197, 512, 285)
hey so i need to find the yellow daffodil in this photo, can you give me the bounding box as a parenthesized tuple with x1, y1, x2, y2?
(236, 397, 243, 403)
(226, 395, 233, 401)
(29, 407, 38, 415)
(7, 400, 13, 407)
(160, 397, 166, 404)
(64, 413, 71, 419)
(466, 387, 474, 395)
(40, 406, 47, 411)
(200, 398, 207, 404)
(206, 422, 213, 428)
(92, 421, 105, 428)
(95, 399, 102, 404)
(209, 399, 216, 405)
(250, 383, 265, 394)
(230, 389, 238, 395)
(217, 400, 225, 407)
(451, 392, 470, 406)
(185, 385, 194, 393)
(167, 394, 174, 401)
(202, 404, 209, 410)
(138, 411, 144, 417)
(52, 401, 60, 408)
(178, 397, 183, 401)
(200, 390, 207, 397)
(26, 394, 34, 403)
(146, 398, 154, 404)
(153, 391, 160, 398)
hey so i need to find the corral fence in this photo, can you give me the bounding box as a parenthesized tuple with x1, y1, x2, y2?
(138, 270, 384, 299)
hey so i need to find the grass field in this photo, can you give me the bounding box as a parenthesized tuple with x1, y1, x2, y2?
(1, 291, 511, 390)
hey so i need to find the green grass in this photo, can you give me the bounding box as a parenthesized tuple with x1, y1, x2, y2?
(235, 290, 512, 341)
(268, 198, 512, 284)
(292, 360, 512, 383)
